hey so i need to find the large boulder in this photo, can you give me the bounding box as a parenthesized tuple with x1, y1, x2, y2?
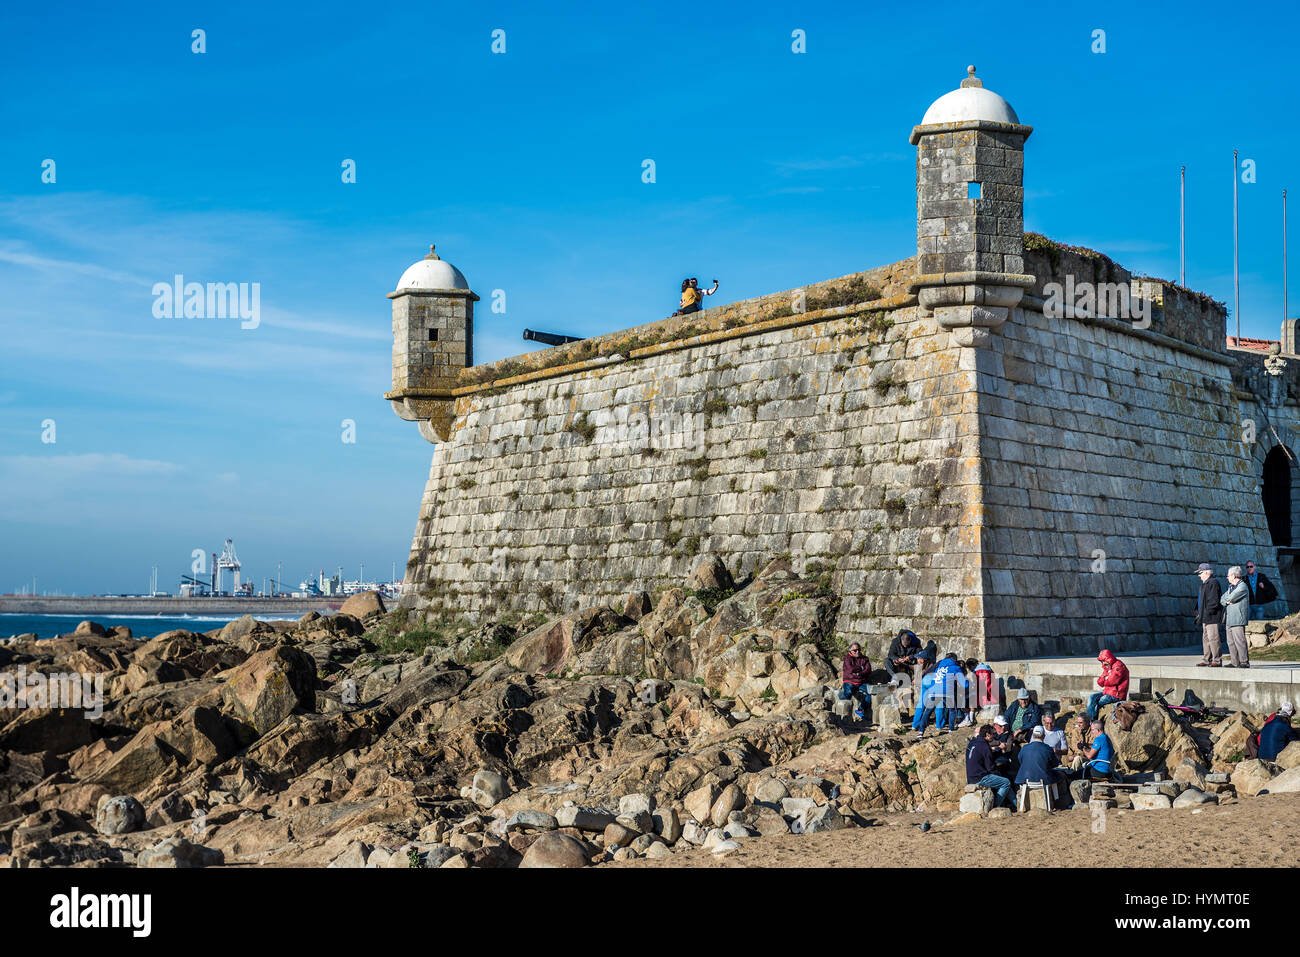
(137, 837, 224, 868)
(1102, 703, 1201, 773)
(153, 705, 238, 766)
(1211, 712, 1265, 765)
(1263, 764, 1300, 794)
(519, 832, 591, 868)
(87, 726, 182, 796)
(0, 707, 98, 755)
(1230, 759, 1276, 797)
(1275, 741, 1300, 770)
(340, 591, 386, 619)
(505, 608, 629, 675)
(687, 555, 734, 594)
(95, 795, 145, 835)
(218, 645, 316, 736)
(218, 615, 276, 645)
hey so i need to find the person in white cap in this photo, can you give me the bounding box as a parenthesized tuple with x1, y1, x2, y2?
(1015, 725, 1065, 796)
(989, 714, 1017, 778)
(1256, 702, 1297, 761)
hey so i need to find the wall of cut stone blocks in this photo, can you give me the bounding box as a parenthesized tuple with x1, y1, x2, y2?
(916, 129, 1026, 276)
(392, 295, 472, 392)
(402, 303, 996, 662)
(977, 301, 1288, 658)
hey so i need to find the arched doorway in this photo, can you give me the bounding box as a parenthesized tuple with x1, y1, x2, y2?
(1263, 445, 1292, 546)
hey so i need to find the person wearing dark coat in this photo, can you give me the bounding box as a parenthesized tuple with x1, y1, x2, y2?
(1002, 688, 1042, 735)
(1194, 563, 1224, 667)
(1258, 709, 1297, 761)
(886, 630, 922, 676)
(1244, 559, 1279, 619)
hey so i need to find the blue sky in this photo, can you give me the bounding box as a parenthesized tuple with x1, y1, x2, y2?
(2, 0, 1297, 595)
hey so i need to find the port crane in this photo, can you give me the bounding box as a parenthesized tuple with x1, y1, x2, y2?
(214, 539, 242, 595)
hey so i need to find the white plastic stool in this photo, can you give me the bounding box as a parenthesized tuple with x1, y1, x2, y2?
(1016, 781, 1058, 813)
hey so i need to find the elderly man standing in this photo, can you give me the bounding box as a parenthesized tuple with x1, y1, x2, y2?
(1194, 563, 1224, 667)
(1221, 565, 1251, 669)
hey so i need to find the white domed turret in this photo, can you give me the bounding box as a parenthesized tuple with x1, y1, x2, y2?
(909, 67, 1033, 349)
(387, 243, 479, 443)
(396, 245, 469, 291)
(919, 66, 1020, 126)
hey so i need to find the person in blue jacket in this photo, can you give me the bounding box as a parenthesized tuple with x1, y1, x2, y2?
(912, 667, 938, 736)
(914, 653, 967, 737)
(1258, 705, 1296, 761)
(1070, 720, 1115, 779)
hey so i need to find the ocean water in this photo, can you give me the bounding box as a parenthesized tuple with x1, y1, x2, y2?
(1, 613, 246, 641)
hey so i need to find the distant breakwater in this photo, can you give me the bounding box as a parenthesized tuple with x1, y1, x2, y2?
(0, 595, 342, 618)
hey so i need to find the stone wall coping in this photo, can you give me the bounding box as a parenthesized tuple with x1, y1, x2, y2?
(387, 288, 480, 301)
(419, 292, 917, 398)
(908, 119, 1034, 145)
(1019, 292, 1233, 368)
(1018, 659, 1300, 686)
(908, 271, 1036, 292)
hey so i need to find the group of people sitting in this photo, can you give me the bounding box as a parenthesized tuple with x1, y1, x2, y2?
(836, 633, 1139, 810)
(965, 713, 1115, 809)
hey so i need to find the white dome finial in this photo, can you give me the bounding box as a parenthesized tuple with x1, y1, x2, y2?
(396, 243, 469, 291)
(919, 67, 1019, 126)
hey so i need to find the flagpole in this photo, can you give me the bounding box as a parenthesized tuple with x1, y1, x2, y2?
(1234, 148, 1240, 341)
(1180, 165, 1186, 287)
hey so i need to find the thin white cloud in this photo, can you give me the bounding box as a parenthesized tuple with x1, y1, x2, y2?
(1, 452, 184, 476)
(0, 246, 153, 287)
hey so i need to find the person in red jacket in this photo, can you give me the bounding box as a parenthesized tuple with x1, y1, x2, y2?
(838, 642, 874, 723)
(1087, 649, 1129, 721)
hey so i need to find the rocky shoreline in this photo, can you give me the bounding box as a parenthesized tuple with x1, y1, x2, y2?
(2, 556, 1299, 868)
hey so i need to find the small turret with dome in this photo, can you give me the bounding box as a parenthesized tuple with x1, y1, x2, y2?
(386, 244, 479, 443)
(908, 66, 1035, 348)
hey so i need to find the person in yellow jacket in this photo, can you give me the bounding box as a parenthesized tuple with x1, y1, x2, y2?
(674, 277, 718, 315)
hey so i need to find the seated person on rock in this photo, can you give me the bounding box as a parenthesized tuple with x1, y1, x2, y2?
(966, 724, 1012, 808)
(1040, 710, 1068, 760)
(886, 628, 922, 714)
(1067, 714, 1090, 762)
(1002, 688, 1041, 736)
(838, 642, 874, 723)
(1070, 720, 1115, 779)
(1257, 701, 1297, 762)
(886, 629, 922, 680)
(1015, 726, 1066, 797)
(1087, 649, 1129, 721)
(989, 715, 1018, 778)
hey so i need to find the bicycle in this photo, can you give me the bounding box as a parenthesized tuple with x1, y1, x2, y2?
(1154, 688, 1234, 725)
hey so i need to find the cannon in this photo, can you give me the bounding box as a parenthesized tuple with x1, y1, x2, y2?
(523, 329, 585, 346)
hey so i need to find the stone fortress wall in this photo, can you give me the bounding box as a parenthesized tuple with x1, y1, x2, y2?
(387, 68, 1300, 662)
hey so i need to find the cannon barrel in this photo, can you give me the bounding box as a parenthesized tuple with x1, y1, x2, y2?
(523, 328, 585, 346)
